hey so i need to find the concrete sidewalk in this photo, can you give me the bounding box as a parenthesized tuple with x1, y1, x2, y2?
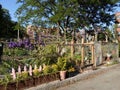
(25, 64, 120, 90)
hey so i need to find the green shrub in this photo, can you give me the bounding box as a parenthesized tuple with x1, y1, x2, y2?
(21, 71, 29, 80)
(51, 64, 59, 73)
(57, 57, 67, 71)
(43, 65, 53, 74)
(33, 69, 40, 77)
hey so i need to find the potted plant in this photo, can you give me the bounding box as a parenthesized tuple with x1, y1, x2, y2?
(67, 66, 76, 78)
(57, 57, 68, 80)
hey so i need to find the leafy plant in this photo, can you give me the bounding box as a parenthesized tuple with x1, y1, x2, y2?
(51, 64, 59, 73)
(32, 44, 59, 65)
(14, 48, 28, 56)
(0, 78, 5, 85)
(33, 69, 40, 77)
(21, 71, 29, 80)
(3, 74, 14, 86)
(43, 65, 53, 74)
(16, 73, 22, 81)
(57, 57, 67, 71)
(73, 54, 81, 65)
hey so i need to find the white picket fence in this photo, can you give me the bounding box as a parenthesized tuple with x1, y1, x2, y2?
(11, 64, 44, 80)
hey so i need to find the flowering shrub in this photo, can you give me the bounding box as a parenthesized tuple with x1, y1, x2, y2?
(8, 38, 34, 50)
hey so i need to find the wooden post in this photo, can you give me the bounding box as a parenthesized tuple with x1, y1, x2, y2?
(91, 42, 96, 68)
(81, 38, 84, 66)
(91, 44, 94, 64)
(71, 39, 74, 58)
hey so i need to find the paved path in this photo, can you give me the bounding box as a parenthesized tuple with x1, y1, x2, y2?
(56, 65, 120, 90)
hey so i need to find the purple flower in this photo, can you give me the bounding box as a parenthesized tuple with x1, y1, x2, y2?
(23, 38, 30, 46)
(8, 41, 15, 48)
(28, 44, 34, 50)
(17, 40, 23, 47)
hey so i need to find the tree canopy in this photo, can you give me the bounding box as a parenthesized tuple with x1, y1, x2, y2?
(16, 0, 120, 29)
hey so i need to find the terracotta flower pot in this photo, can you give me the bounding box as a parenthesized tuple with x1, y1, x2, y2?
(60, 71, 67, 80)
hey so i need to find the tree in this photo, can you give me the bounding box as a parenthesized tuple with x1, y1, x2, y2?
(0, 4, 26, 39)
(15, 0, 120, 40)
(0, 4, 17, 38)
(0, 4, 11, 37)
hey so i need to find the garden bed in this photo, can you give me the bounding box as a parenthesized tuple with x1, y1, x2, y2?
(0, 72, 60, 90)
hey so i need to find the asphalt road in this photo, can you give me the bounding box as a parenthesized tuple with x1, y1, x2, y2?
(56, 65, 120, 90)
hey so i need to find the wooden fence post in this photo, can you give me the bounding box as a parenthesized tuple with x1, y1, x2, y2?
(81, 38, 84, 66)
(71, 39, 74, 58)
(91, 42, 96, 68)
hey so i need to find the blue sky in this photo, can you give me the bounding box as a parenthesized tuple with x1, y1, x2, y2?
(0, 0, 20, 21)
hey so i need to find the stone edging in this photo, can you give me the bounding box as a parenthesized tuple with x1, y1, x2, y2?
(25, 64, 120, 90)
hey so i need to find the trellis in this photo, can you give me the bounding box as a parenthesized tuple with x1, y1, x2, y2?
(57, 39, 119, 71)
(57, 39, 96, 71)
